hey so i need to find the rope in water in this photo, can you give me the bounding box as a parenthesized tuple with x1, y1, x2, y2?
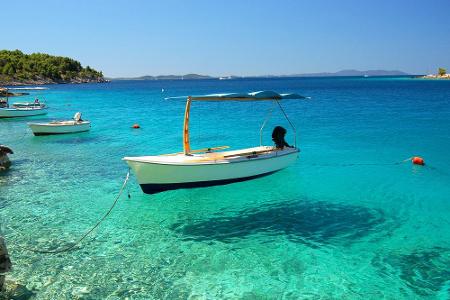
(308, 157, 415, 167)
(20, 170, 130, 254)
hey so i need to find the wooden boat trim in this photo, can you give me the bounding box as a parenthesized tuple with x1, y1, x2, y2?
(183, 96, 192, 154)
(163, 145, 230, 156)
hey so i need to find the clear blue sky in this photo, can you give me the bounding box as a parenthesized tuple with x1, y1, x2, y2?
(2, 0, 450, 77)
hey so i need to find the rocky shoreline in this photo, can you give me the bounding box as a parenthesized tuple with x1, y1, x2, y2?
(418, 74, 450, 79)
(0, 88, 29, 98)
(0, 77, 109, 86)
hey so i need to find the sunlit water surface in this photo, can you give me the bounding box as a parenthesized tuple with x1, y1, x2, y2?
(1, 77, 449, 299)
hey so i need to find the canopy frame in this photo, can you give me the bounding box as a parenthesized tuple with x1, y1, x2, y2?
(276, 100, 297, 148)
(259, 101, 276, 147)
(182, 93, 302, 154)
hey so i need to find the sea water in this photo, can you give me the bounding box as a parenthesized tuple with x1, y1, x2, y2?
(0, 77, 449, 299)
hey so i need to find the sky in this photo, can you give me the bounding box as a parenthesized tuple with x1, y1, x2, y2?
(2, 0, 450, 77)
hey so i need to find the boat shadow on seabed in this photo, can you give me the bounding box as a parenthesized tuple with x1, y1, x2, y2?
(169, 199, 394, 248)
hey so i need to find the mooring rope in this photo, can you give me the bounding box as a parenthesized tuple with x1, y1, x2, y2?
(308, 157, 414, 167)
(20, 170, 130, 254)
(12, 127, 31, 142)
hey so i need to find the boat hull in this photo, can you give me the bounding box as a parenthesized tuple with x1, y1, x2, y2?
(140, 170, 279, 194)
(125, 148, 298, 194)
(0, 107, 47, 118)
(28, 121, 91, 135)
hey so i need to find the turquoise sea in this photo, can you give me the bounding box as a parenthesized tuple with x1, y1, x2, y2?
(1, 77, 450, 299)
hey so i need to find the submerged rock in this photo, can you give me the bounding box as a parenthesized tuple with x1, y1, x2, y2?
(71, 286, 91, 299)
(1, 281, 34, 300)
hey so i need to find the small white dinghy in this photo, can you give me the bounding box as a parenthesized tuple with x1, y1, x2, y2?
(0, 106, 48, 118)
(124, 91, 308, 194)
(0, 93, 47, 118)
(28, 112, 91, 136)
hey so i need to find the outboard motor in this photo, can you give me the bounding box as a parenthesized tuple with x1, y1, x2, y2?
(73, 112, 82, 122)
(272, 126, 291, 149)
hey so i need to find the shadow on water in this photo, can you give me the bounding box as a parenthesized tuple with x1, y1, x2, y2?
(170, 200, 387, 247)
(45, 136, 101, 145)
(6, 158, 33, 166)
(372, 247, 450, 297)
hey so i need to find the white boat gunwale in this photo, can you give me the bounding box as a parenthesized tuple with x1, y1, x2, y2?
(28, 120, 90, 127)
(0, 107, 48, 118)
(123, 146, 298, 166)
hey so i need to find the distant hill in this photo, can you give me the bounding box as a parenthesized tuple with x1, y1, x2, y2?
(0, 49, 106, 85)
(113, 74, 214, 80)
(289, 69, 409, 77)
(111, 69, 409, 81)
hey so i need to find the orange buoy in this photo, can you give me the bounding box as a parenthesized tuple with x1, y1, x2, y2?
(132, 124, 140, 129)
(412, 156, 425, 165)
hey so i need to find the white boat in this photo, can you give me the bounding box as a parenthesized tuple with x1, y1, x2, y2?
(0, 106, 48, 118)
(28, 112, 90, 136)
(124, 91, 308, 194)
(0, 90, 47, 118)
(12, 102, 46, 108)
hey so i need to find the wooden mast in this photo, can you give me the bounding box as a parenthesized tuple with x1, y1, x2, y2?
(183, 96, 192, 154)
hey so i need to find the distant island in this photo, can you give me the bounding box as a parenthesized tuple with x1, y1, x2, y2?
(112, 74, 214, 80)
(287, 69, 409, 77)
(112, 69, 410, 81)
(418, 67, 449, 79)
(0, 50, 106, 86)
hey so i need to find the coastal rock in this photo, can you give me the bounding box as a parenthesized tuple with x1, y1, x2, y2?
(0, 88, 29, 97)
(0, 146, 13, 172)
(0, 281, 34, 300)
(1, 77, 108, 86)
(0, 236, 12, 294)
(0, 236, 12, 273)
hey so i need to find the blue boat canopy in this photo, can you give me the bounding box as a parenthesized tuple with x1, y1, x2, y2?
(166, 91, 309, 101)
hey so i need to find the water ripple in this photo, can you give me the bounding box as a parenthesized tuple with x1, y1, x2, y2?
(372, 247, 450, 297)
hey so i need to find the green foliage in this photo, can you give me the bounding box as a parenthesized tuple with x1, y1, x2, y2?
(438, 68, 446, 76)
(0, 49, 103, 83)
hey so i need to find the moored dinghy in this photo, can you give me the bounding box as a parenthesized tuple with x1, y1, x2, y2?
(124, 91, 308, 194)
(0, 104, 47, 118)
(0, 88, 48, 118)
(0, 90, 47, 118)
(28, 112, 91, 136)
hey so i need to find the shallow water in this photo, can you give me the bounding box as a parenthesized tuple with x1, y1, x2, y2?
(1, 77, 449, 299)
